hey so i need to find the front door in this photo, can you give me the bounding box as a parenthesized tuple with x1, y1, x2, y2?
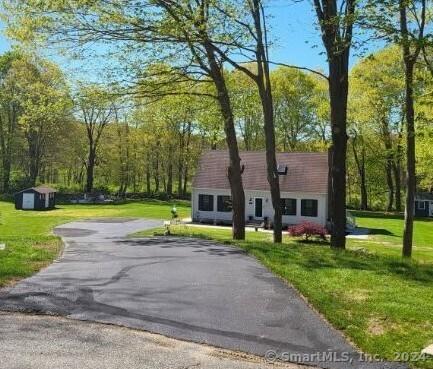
(254, 198, 263, 219)
(22, 193, 35, 209)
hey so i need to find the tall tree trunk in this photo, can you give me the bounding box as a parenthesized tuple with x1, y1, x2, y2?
(393, 129, 403, 213)
(400, 0, 422, 258)
(385, 161, 394, 212)
(251, 0, 282, 243)
(85, 148, 96, 193)
(183, 166, 189, 197)
(381, 116, 395, 212)
(328, 58, 349, 249)
(0, 105, 18, 193)
(2, 157, 11, 193)
(205, 43, 245, 240)
(258, 84, 282, 242)
(183, 122, 192, 197)
(313, 0, 355, 249)
(177, 165, 183, 197)
(27, 129, 42, 187)
(167, 153, 173, 197)
(402, 60, 416, 258)
(154, 158, 160, 193)
(351, 136, 368, 210)
(393, 159, 402, 212)
(146, 162, 151, 193)
(177, 123, 185, 197)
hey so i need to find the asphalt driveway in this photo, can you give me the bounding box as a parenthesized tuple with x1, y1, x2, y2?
(0, 219, 404, 369)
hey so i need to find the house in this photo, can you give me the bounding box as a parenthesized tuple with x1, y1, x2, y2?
(15, 186, 57, 210)
(414, 192, 433, 217)
(191, 151, 329, 227)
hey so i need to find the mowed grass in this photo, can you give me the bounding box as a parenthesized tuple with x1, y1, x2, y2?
(2, 200, 433, 367)
(0, 200, 189, 286)
(136, 219, 433, 368)
(350, 211, 433, 262)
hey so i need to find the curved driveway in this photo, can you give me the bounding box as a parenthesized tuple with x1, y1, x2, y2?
(0, 219, 403, 369)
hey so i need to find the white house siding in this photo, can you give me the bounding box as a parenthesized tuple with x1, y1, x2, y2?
(281, 192, 327, 226)
(192, 188, 328, 226)
(192, 188, 233, 224)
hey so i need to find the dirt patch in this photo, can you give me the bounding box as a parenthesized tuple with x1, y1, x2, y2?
(367, 318, 387, 336)
(33, 239, 62, 253)
(346, 289, 370, 302)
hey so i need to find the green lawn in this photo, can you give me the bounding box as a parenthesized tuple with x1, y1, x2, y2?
(1, 201, 433, 368)
(0, 199, 189, 286)
(350, 211, 433, 262)
(136, 216, 433, 369)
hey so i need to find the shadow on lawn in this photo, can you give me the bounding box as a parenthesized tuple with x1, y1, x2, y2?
(367, 228, 396, 236)
(247, 242, 433, 284)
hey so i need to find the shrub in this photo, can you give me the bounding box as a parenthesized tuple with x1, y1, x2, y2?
(288, 221, 328, 241)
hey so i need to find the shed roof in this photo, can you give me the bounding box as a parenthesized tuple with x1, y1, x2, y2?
(416, 192, 433, 201)
(17, 186, 57, 194)
(192, 150, 329, 194)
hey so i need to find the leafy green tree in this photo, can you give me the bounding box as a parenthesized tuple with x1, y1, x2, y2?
(0, 51, 22, 192)
(75, 85, 114, 193)
(272, 67, 319, 151)
(12, 55, 71, 186)
(350, 47, 405, 212)
(364, 0, 429, 257)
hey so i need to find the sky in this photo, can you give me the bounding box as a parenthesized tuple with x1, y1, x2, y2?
(0, 1, 379, 76)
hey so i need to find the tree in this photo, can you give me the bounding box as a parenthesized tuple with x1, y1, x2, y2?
(76, 85, 114, 193)
(3, 0, 247, 239)
(349, 129, 369, 210)
(399, 0, 426, 257)
(272, 67, 318, 150)
(312, 0, 357, 249)
(228, 69, 263, 151)
(350, 47, 405, 212)
(364, 0, 428, 257)
(13, 55, 71, 186)
(185, 0, 284, 242)
(0, 51, 21, 192)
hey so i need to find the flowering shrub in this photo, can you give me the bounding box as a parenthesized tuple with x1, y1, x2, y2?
(287, 221, 328, 241)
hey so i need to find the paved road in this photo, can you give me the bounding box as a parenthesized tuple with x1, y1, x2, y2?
(0, 219, 405, 369)
(0, 312, 304, 369)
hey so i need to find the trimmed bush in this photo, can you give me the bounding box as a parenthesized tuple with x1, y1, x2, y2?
(288, 221, 328, 241)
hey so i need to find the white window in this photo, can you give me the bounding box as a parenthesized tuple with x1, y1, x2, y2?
(418, 201, 426, 210)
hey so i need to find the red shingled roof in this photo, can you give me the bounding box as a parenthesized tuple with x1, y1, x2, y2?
(192, 151, 329, 194)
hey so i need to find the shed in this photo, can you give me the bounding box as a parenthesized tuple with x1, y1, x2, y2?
(15, 186, 57, 210)
(415, 192, 433, 217)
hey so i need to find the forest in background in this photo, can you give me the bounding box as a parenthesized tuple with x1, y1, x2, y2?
(0, 46, 432, 211)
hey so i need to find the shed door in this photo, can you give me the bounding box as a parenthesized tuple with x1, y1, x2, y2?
(22, 193, 35, 209)
(45, 194, 49, 208)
